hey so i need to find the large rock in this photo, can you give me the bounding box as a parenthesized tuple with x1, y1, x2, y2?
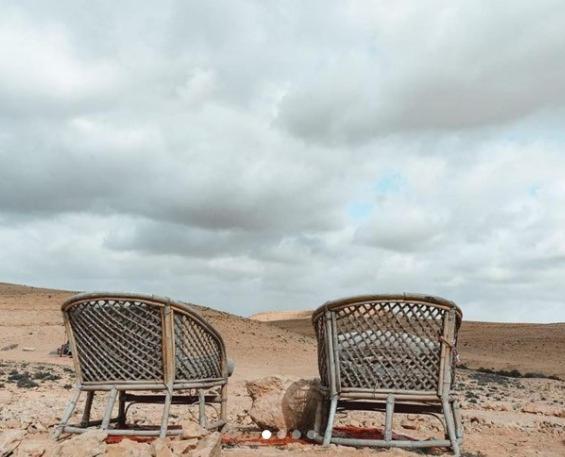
(246, 376, 321, 433)
(49, 430, 107, 457)
(0, 429, 25, 457)
(191, 432, 221, 457)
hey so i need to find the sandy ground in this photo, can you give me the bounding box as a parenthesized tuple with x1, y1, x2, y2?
(258, 313, 565, 380)
(1, 283, 564, 456)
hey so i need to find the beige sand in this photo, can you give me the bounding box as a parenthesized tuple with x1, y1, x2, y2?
(258, 313, 565, 380)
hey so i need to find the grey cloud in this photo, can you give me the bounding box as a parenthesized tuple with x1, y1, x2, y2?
(0, 111, 351, 233)
(354, 205, 448, 252)
(1, 1, 565, 322)
(278, 1, 565, 143)
(104, 220, 271, 259)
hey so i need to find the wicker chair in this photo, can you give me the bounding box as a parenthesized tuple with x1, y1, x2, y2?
(55, 292, 231, 438)
(308, 294, 463, 456)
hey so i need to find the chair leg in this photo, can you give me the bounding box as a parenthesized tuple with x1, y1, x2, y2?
(442, 397, 461, 457)
(322, 396, 338, 447)
(198, 390, 208, 428)
(101, 388, 118, 430)
(80, 391, 95, 427)
(117, 391, 127, 427)
(384, 394, 395, 443)
(313, 396, 323, 436)
(220, 384, 228, 427)
(159, 391, 173, 439)
(453, 400, 463, 441)
(54, 388, 82, 439)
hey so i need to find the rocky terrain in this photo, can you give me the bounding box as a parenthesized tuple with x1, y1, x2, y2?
(1, 283, 564, 456)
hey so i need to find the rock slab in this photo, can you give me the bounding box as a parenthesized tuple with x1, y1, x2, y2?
(246, 376, 321, 432)
(49, 430, 107, 457)
(191, 432, 222, 457)
(105, 439, 152, 457)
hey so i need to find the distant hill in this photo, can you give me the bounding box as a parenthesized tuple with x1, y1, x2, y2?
(2, 282, 563, 380)
(0, 282, 318, 380)
(250, 310, 313, 322)
(251, 310, 565, 380)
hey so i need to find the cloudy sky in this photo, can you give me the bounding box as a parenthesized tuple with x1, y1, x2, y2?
(1, 1, 565, 322)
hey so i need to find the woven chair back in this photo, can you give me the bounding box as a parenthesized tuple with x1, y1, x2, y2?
(63, 293, 226, 385)
(312, 294, 462, 395)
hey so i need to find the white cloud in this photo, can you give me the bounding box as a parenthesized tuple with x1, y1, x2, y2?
(0, 10, 122, 115)
(176, 68, 218, 107)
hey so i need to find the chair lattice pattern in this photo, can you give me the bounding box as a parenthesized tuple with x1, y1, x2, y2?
(174, 312, 222, 381)
(315, 316, 328, 386)
(333, 301, 446, 391)
(68, 299, 164, 382)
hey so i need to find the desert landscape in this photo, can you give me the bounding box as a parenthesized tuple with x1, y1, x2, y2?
(0, 282, 564, 456)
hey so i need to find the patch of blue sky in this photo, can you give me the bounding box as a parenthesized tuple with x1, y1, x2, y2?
(375, 171, 405, 196)
(346, 201, 373, 220)
(528, 184, 541, 197)
(346, 171, 406, 221)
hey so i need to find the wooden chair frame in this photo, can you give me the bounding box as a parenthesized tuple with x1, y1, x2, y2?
(55, 292, 230, 439)
(307, 294, 463, 456)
